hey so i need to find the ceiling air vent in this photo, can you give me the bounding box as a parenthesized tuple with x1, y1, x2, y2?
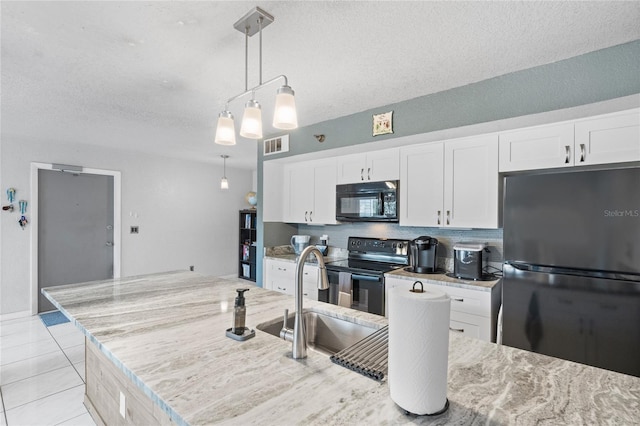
(263, 134, 289, 156)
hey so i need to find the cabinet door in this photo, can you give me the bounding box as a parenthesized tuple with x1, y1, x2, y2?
(367, 148, 400, 181)
(399, 143, 444, 227)
(264, 259, 295, 295)
(499, 123, 574, 171)
(575, 110, 640, 166)
(336, 153, 366, 184)
(444, 134, 499, 229)
(311, 159, 337, 225)
(302, 264, 319, 300)
(284, 163, 314, 223)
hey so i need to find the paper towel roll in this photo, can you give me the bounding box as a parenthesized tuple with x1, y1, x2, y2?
(388, 284, 451, 415)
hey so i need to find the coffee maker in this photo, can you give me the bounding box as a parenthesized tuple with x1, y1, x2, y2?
(409, 236, 439, 273)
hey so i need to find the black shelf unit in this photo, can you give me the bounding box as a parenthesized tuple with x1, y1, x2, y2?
(238, 209, 257, 282)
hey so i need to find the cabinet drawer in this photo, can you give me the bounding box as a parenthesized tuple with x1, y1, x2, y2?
(450, 310, 491, 341)
(421, 282, 491, 317)
(449, 319, 480, 340)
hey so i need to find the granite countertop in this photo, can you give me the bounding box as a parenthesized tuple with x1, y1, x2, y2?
(42, 271, 639, 425)
(385, 268, 501, 291)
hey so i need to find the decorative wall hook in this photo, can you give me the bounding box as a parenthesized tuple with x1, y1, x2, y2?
(314, 134, 325, 143)
(2, 205, 14, 212)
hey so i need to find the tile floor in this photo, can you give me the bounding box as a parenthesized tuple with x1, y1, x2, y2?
(1, 314, 95, 425)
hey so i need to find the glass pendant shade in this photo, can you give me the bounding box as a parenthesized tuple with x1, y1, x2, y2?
(240, 99, 263, 139)
(273, 85, 298, 129)
(220, 177, 229, 189)
(214, 111, 236, 145)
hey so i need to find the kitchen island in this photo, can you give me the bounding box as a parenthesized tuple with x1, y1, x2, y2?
(43, 271, 639, 425)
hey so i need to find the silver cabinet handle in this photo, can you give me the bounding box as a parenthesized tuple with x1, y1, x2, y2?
(437, 210, 441, 225)
(106, 242, 114, 247)
(579, 143, 586, 162)
(367, 167, 371, 180)
(446, 210, 451, 225)
(450, 327, 464, 333)
(360, 168, 365, 180)
(453, 298, 464, 302)
(565, 145, 571, 163)
(309, 211, 313, 222)
(304, 211, 308, 222)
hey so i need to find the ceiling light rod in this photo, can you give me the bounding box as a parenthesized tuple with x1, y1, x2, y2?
(224, 74, 290, 106)
(214, 7, 298, 145)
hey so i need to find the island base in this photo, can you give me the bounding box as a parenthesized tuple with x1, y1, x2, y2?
(84, 338, 175, 425)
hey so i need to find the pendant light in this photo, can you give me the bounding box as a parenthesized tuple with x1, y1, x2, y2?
(220, 155, 229, 189)
(214, 110, 236, 145)
(214, 7, 298, 144)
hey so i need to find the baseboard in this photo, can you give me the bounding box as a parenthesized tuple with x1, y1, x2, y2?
(0, 310, 32, 322)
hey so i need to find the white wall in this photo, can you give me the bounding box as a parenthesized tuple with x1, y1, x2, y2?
(0, 137, 253, 316)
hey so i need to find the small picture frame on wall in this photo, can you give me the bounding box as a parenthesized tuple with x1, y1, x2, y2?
(372, 111, 393, 136)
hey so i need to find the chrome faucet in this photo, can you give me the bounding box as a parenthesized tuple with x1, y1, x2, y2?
(280, 245, 329, 359)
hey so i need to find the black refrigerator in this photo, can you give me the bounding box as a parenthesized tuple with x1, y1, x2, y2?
(502, 167, 640, 377)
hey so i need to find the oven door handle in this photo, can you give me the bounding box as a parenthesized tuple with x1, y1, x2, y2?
(350, 273, 382, 282)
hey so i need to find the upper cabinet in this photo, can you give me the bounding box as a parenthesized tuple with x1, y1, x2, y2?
(499, 109, 640, 172)
(574, 110, 640, 166)
(337, 148, 399, 184)
(400, 134, 499, 229)
(283, 158, 337, 225)
(399, 143, 444, 227)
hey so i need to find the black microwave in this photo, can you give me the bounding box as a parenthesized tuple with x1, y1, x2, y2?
(336, 180, 399, 222)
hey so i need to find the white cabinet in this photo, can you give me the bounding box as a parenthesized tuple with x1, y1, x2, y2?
(263, 258, 319, 300)
(399, 143, 444, 227)
(400, 135, 499, 229)
(498, 123, 574, 172)
(385, 276, 501, 342)
(444, 134, 499, 228)
(283, 158, 337, 224)
(337, 148, 399, 184)
(499, 109, 640, 172)
(574, 110, 640, 166)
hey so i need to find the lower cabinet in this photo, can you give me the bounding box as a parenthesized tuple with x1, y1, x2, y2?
(385, 276, 502, 343)
(263, 258, 319, 300)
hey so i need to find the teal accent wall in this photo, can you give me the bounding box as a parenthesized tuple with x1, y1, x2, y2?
(255, 40, 640, 286)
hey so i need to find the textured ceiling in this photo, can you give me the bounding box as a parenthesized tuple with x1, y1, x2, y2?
(2, 1, 639, 169)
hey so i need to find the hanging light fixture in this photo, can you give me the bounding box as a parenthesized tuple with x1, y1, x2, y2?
(220, 155, 229, 189)
(214, 7, 298, 144)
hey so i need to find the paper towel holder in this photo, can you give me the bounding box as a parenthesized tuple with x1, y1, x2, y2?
(410, 281, 425, 293)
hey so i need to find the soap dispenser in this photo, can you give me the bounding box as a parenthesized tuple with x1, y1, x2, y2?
(232, 288, 250, 335)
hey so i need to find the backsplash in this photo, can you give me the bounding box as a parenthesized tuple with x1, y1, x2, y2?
(297, 223, 504, 273)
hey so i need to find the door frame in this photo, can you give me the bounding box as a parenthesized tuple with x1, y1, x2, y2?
(30, 162, 122, 315)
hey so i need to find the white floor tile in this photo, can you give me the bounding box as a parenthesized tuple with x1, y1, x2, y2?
(62, 344, 85, 365)
(1, 338, 60, 366)
(2, 365, 83, 410)
(0, 350, 71, 386)
(0, 325, 52, 350)
(4, 384, 87, 426)
(0, 316, 44, 337)
(47, 323, 79, 340)
(56, 412, 96, 426)
(52, 329, 85, 350)
(72, 362, 85, 382)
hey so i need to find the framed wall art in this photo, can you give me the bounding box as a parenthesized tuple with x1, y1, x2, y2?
(372, 111, 393, 136)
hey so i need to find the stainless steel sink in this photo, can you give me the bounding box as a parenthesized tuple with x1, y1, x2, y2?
(257, 310, 378, 355)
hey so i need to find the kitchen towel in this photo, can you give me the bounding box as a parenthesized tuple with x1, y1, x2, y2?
(388, 285, 450, 415)
(338, 272, 352, 308)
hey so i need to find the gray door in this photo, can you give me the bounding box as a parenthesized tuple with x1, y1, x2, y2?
(38, 169, 114, 313)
